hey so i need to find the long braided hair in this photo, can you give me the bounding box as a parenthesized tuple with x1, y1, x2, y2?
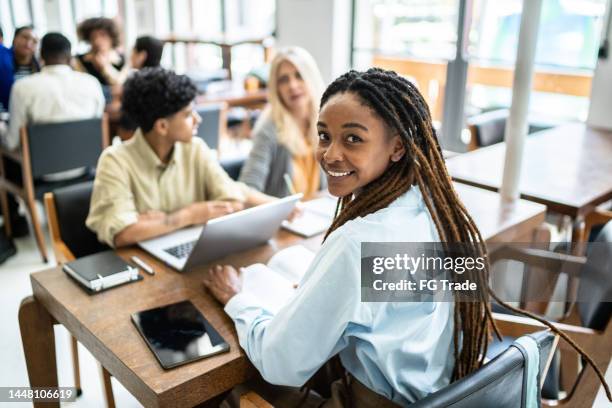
(320, 68, 611, 398)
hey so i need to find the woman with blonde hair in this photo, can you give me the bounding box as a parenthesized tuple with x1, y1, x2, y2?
(239, 46, 327, 198)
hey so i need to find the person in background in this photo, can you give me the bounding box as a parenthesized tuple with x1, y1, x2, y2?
(0, 32, 104, 259)
(3, 32, 105, 151)
(130, 35, 164, 70)
(239, 47, 327, 198)
(74, 17, 124, 87)
(87, 68, 274, 247)
(114, 35, 165, 138)
(12, 26, 40, 82)
(0, 26, 40, 112)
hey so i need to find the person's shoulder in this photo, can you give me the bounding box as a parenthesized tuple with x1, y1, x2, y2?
(71, 70, 102, 86)
(177, 137, 215, 165)
(11, 72, 40, 92)
(100, 139, 132, 164)
(0, 45, 11, 59)
(322, 222, 363, 254)
(252, 114, 278, 141)
(182, 136, 209, 155)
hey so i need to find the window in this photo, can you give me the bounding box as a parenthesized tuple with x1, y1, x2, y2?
(165, 0, 275, 77)
(468, 0, 607, 122)
(470, 0, 606, 71)
(352, 0, 460, 69)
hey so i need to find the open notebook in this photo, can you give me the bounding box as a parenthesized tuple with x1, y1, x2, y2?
(281, 196, 337, 237)
(240, 245, 316, 313)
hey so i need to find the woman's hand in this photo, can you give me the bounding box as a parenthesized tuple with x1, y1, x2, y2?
(202, 265, 242, 305)
(92, 52, 111, 71)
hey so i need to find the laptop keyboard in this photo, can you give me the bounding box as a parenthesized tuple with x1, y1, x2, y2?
(164, 240, 196, 259)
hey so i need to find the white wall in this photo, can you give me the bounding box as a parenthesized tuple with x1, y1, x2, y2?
(276, 0, 351, 84)
(587, 1, 612, 129)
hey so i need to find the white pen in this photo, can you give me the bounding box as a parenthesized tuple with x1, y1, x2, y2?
(131, 255, 155, 275)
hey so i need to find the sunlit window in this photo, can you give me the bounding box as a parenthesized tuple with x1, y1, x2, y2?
(353, 0, 459, 69)
(468, 0, 607, 122)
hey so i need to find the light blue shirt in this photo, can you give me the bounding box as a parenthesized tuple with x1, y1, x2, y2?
(225, 187, 455, 405)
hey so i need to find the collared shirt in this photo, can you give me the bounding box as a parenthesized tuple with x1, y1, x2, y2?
(86, 129, 248, 247)
(225, 187, 455, 406)
(2, 64, 105, 150)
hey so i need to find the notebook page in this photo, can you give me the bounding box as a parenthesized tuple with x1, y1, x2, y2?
(240, 263, 295, 314)
(301, 196, 337, 217)
(281, 197, 336, 237)
(266, 245, 316, 284)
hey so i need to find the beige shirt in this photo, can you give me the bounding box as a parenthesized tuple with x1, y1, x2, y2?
(86, 129, 247, 246)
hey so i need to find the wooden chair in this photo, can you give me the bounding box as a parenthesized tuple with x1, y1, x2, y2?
(0, 115, 109, 262)
(239, 330, 558, 407)
(490, 215, 612, 406)
(44, 182, 115, 407)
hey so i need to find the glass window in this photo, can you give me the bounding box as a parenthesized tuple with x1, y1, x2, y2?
(12, 0, 32, 27)
(469, 0, 607, 70)
(164, 0, 274, 77)
(224, 0, 275, 39)
(0, 0, 15, 42)
(353, 0, 460, 69)
(73, 0, 103, 21)
(468, 0, 607, 122)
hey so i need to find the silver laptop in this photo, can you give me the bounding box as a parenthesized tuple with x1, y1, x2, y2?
(138, 194, 302, 271)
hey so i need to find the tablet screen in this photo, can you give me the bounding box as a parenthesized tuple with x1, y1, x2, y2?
(131, 300, 229, 369)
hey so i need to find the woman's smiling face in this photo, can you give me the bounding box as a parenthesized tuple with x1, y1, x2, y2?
(316, 92, 405, 197)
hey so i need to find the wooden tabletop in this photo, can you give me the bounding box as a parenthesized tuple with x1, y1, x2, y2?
(446, 123, 612, 218)
(197, 81, 267, 109)
(25, 184, 545, 407)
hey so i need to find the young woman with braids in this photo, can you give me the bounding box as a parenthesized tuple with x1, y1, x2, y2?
(203, 68, 610, 407)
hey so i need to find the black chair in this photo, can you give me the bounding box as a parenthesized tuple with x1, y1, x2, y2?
(466, 109, 552, 151)
(195, 102, 227, 151)
(241, 330, 557, 407)
(489, 220, 612, 405)
(410, 330, 557, 407)
(0, 116, 108, 262)
(220, 156, 246, 181)
(44, 181, 114, 405)
(44, 181, 109, 262)
(467, 109, 510, 150)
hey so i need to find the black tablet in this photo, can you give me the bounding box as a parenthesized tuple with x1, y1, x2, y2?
(131, 300, 230, 369)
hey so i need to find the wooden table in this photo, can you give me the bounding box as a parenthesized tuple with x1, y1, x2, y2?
(19, 184, 545, 407)
(197, 81, 267, 109)
(446, 123, 612, 242)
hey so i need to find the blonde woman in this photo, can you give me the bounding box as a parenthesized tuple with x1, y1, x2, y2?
(239, 47, 326, 198)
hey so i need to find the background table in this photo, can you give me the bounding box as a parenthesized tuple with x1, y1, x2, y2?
(446, 123, 612, 242)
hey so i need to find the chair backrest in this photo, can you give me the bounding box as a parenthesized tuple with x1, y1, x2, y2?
(578, 221, 612, 331)
(220, 156, 246, 181)
(51, 181, 109, 258)
(467, 109, 509, 149)
(410, 330, 556, 407)
(195, 103, 226, 150)
(25, 118, 105, 178)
